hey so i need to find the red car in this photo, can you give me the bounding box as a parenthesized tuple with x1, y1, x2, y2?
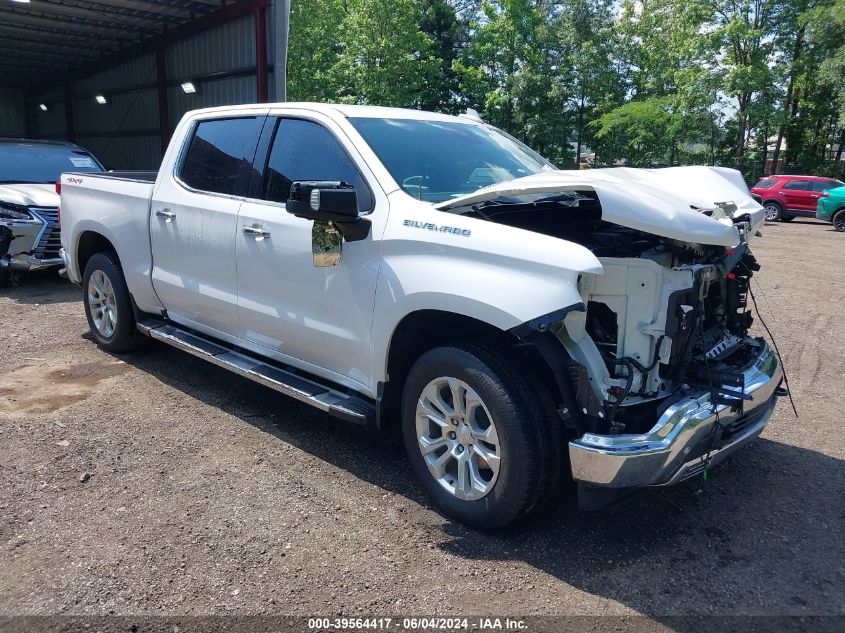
(751, 174, 845, 222)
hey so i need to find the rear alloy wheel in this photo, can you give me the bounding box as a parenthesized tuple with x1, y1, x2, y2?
(834, 209, 845, 232)
(763, 202, 782, 222)
(82, 252, 143, 353)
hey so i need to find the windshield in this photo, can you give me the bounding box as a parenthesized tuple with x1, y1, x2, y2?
(0, 144, 103, 184)
(349, 118, 553, 203)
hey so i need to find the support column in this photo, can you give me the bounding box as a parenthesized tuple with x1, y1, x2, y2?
(156, 48, 171, 154)
(271, 0, 290, 102)
(63, 85, 75, 143)
(255, 4, 269, 103)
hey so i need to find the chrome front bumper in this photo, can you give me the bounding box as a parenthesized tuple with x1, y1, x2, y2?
(569, 340, 783, 488)
(0, 252, 63, 272)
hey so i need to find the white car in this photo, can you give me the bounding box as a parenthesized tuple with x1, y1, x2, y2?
(58, 103, 784, 528)
(0, 138, 104, 285)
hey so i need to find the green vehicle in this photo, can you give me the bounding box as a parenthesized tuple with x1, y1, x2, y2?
(817, 185, 845, 232)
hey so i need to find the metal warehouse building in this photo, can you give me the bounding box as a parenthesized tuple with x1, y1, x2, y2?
(0, 0, 289, 169)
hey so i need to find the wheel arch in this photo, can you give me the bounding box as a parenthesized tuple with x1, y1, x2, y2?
(76, 230, 119, 277)
(377, 309, 565, 429)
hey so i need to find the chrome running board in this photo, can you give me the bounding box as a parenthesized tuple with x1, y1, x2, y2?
(136, 320, 374, 426)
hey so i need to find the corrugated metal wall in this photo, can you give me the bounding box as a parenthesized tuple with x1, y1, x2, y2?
(167, 15, 258, 128)
(25, 13, 267, 170)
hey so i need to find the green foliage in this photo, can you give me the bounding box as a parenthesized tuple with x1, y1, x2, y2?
(286, 0, 845, 178)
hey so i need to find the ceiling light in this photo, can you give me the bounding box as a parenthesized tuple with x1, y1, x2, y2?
(38, 103, 48, 111)
(95, 95, 107, 105)
(11, 1, 32, 4)
(180, 82, 197, 94)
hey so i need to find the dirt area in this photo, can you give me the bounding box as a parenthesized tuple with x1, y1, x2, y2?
(1, 219, 843, 623)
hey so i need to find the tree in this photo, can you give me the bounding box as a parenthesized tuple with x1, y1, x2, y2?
(598, 0, 718, 166)
(454, 0, 570, 162)
(417, 0, 468, 112)
(712, 0, 783, 172)
(330, 0, 442, 107)
(287, 0, 345, 101)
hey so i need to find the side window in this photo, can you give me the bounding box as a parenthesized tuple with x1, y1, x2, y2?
(812, 180, 838, 192)
(179, 117, 264, 196)
(261, 118, 373, 212)
(783, 179, 811, 191)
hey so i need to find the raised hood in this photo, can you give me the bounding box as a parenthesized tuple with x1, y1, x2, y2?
(0, 184, 59, 208)
(434, 166, 764, 248)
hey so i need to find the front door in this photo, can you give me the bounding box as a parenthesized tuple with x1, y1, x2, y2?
(151, 114, 266, 334)
(235, 113, 386, 392)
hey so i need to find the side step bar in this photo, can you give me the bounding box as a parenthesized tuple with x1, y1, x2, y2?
(136, 320, 374, 426)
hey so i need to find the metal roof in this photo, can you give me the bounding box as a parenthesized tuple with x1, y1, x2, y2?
(0, 1, 226, 89)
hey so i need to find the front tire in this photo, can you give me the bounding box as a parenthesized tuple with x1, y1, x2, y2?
(82, 252, 142, 353)
(833, 209, 845, 232)
(401, 342, 560, 530)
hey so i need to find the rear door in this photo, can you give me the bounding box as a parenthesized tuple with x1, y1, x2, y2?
(780, 179, 815, 213)
(235, 111, 386, 392)
(150, 113, 266, 334)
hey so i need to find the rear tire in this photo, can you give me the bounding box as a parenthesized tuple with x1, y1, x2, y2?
(401, 342, 562, 530)
(834, 209, 845, 232)
(82, 252, 142, 353)
(763, 202, 782, 222)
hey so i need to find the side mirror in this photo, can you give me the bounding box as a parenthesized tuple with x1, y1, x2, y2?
(286, 180, 370, 242)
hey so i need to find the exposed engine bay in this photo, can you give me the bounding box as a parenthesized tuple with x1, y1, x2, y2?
(465, 190, 764, 436)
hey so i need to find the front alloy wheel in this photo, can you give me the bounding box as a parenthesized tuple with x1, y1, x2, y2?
(416, 376, 501, 501)
(833, 209, 845, 232)
(401, 342, 562, 530)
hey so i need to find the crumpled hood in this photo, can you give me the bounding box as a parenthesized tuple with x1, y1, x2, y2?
(0, 184, 58, 208)
(434, 166, 764, 247)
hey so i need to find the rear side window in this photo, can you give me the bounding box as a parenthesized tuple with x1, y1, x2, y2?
(753, 178, 777, 189)
(179, 117, 264, 196)
(811, 179, 844, 192)
(260, 118, 373, 212)
(783, 179, 811, 191)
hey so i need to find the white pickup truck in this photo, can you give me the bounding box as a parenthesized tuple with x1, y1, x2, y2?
(60, 103, 784, 528)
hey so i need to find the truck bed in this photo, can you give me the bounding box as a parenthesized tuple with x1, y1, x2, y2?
(60, 169, 159, 312)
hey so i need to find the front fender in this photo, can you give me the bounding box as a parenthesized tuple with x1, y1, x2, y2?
(371, 200, 602, 382)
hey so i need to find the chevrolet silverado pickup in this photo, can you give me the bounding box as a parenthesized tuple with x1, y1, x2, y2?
(59, 103, 784, 528)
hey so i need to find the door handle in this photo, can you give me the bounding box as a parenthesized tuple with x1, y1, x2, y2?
(156, 209, 176, 222)
(242, 225, 271, 238)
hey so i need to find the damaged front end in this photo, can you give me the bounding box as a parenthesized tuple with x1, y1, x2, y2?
(563, 234, 782, 501)
(472, 179, 784, 507)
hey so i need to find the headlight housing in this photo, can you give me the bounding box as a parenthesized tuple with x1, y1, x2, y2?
(0, 202, 35, 221)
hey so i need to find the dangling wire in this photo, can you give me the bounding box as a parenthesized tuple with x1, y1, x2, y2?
(741, 262, 799, 418)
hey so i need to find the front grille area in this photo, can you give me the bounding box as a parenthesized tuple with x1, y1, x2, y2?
(29, 207, 61, 260)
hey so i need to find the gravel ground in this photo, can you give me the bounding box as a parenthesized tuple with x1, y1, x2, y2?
(1, 218, 843, 623)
